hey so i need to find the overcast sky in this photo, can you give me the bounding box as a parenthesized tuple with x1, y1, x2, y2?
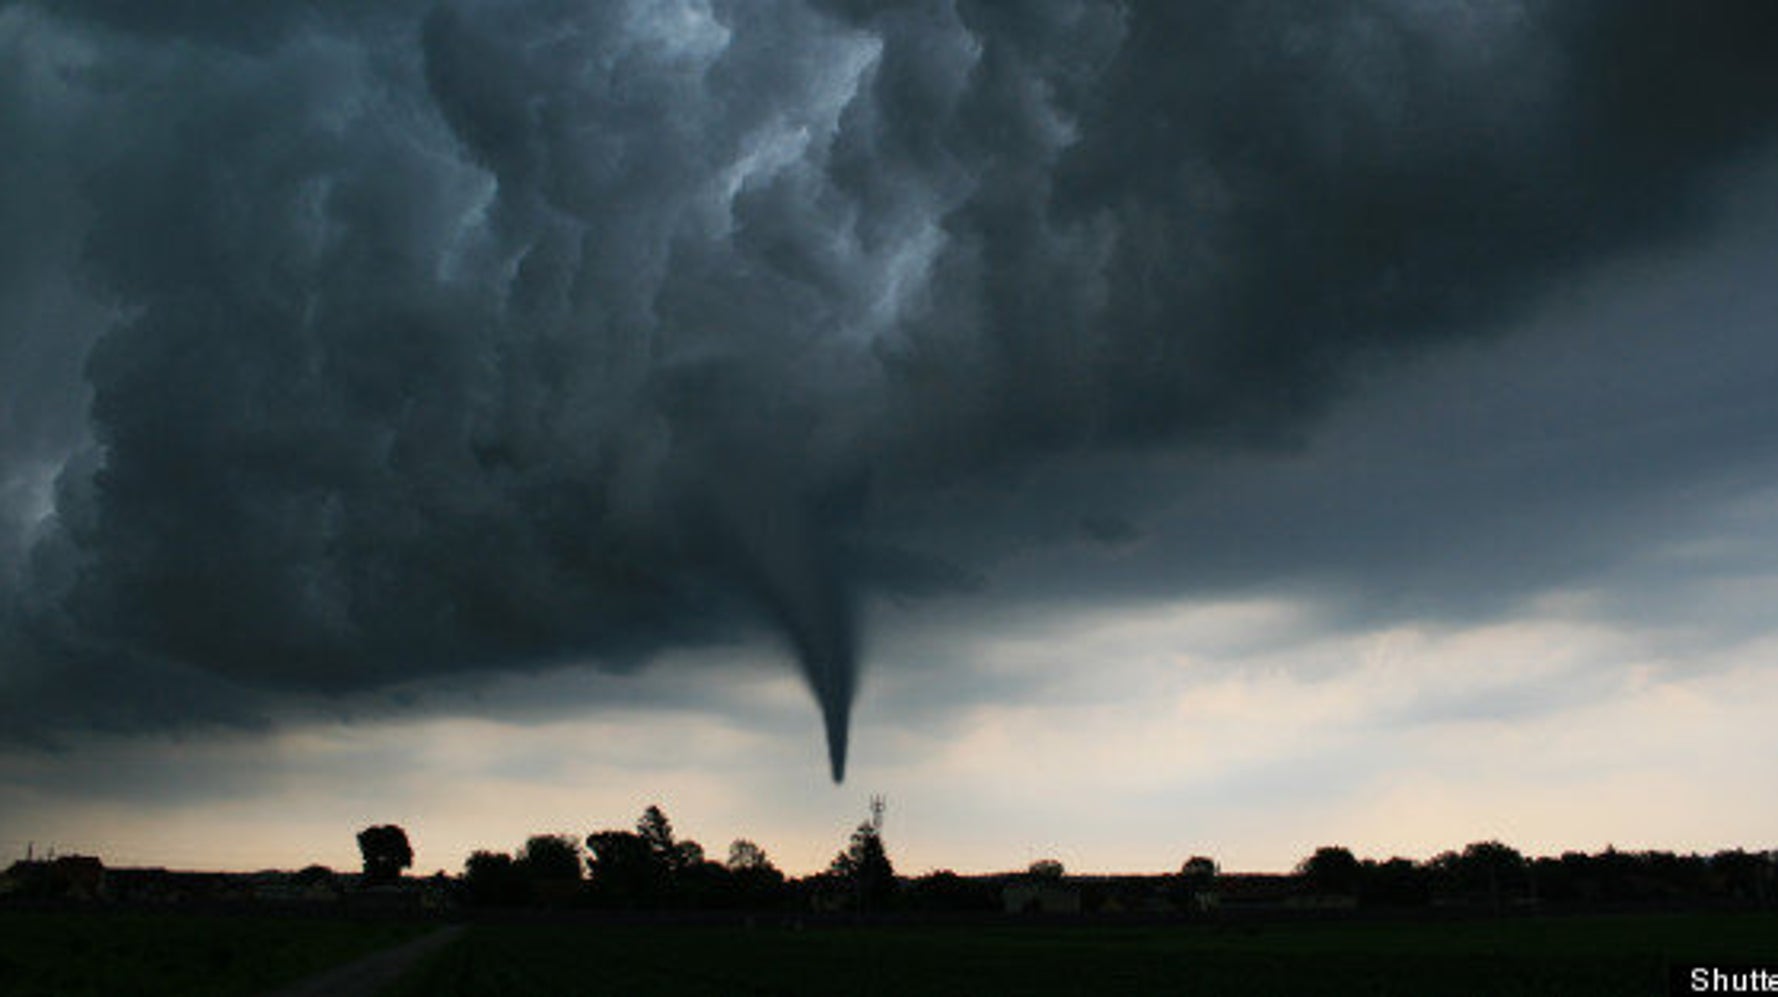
(3, 0, 1777, 875)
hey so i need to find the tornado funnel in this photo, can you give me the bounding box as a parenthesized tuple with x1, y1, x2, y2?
(762, 571, 857, 783)
(710, 480, 861, 784)
(824, 709, 849, 783)
(813, 654, 855, 783)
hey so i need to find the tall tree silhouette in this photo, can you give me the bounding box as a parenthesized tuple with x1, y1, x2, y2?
(585, 830, 657, 906)
(637, 806, 674, 854)
(356, 824, 412, 885)
(829, 814, 895, 910)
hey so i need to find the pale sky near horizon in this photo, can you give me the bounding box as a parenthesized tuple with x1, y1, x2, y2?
(4, 1, 1778, 878)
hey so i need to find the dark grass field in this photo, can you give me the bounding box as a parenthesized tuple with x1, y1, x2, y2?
(385, 912, 1778, 996)
(0, 909, 433, 997)
(1, 909, 1771, 996)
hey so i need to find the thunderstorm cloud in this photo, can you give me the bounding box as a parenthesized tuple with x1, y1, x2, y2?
(2, 0, 1776, 782)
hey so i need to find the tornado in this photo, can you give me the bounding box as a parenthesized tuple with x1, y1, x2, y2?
(777, 564, 859, 784)
(770, 595, 858, 783)
(811, 647, 856, 783)
(823, 701, 851, 784)
(705, 471, 861, 783)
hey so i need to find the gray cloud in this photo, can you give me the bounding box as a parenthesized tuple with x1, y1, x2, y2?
(3, 0, 1777, 780)
(917, 214, 1778, 659)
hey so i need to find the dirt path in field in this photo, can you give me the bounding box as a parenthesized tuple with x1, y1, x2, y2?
(258, 924, 464, 997)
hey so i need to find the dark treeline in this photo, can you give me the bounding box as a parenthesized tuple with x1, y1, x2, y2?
(6, 812, 1773, 918)
(452, 804, 890, 914)
(421, 802, 1777, 916)
(1288, 842, 1776, 912)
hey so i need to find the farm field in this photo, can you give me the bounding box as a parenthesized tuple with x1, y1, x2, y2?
(0, 909, 433, 997)
(386, 911, 1778, 996)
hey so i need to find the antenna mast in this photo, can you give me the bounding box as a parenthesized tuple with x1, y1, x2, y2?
(869, 795, 885, 835)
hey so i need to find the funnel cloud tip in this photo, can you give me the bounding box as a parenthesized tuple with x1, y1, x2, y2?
(821, 695, 850, 784)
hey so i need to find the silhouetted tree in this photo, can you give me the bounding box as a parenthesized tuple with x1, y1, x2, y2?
(1456, 841, 1527, 909)
(1027, 858, 1065, 880)
(829, 819, 895, 910)
(586, 830, 659, 907)
(514, 834, 583, 904)
(519, 835, 583, 883)
(463, 850, 526, 906)
(726, 839, 786, 906)
(727, 839, 772, 873)
(674, 839, 706, 870)
(637, 805, 682, 872)
(1179, 856, 1219, 888)
(1296, 845, 1360, 896)
(356, 824, 413, 885)
(579, 805, 715, 907)
(1175, 856, 1220, 911)
(622, 804, 708, 889)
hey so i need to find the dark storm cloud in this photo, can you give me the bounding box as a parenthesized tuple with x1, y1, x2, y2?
(2, 0, 1777, 778)
(904, 197, 1778, 667)
(0, 14, 104, 575)
(18, 0, 431, 47)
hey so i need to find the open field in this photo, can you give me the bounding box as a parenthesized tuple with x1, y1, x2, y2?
(2, 908, 1772, 995)
(386, 912, 1778, 996)
(0, 909, 433, 997)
